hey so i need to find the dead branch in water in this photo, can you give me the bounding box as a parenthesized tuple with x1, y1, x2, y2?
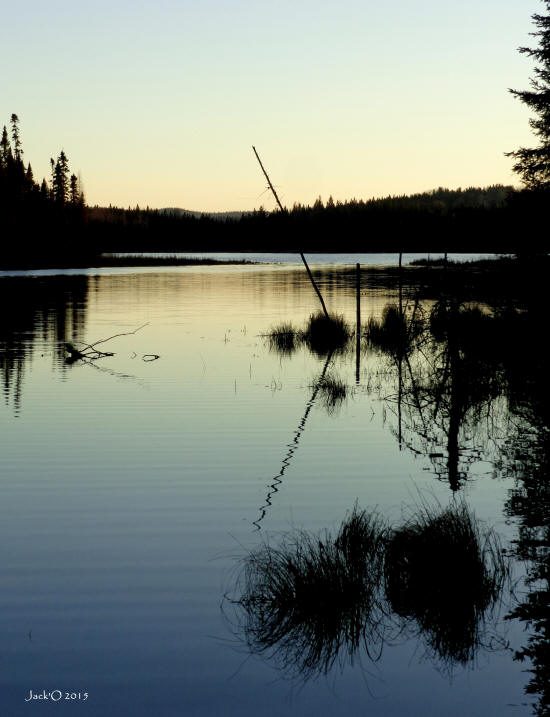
(65, 323, 151, 362)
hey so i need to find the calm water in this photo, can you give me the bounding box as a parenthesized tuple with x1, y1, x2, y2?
(0, 261, 546, 716)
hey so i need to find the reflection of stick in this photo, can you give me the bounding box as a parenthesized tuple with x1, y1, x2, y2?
(252, 146, 329, 319)
(356, 263, 361, 385)
(75, 356, 144, 384)
(253, 352, 334, 530)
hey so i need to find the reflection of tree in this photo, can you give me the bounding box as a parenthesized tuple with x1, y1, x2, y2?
(0, 276, 88, 413)
(367, 299, 507, 490)
(503, 327, 550, 717)
(228, 503, 508, 682)
(263, 296, 550, 706)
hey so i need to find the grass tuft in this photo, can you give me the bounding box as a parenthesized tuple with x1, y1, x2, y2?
(301, 312, 352, 357)
(266, 322, 299, 356)
(365, 304, 423, 356)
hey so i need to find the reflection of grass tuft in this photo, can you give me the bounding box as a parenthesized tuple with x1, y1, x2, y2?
(384, 502, 507, 665)
(317, 373, 348, 414)
(233, 506, 387, 678)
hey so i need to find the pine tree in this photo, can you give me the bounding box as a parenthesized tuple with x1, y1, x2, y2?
(507, 1, 550, 189)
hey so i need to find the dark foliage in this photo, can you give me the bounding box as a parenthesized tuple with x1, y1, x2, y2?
(507, 1, 550, 189)
(0, 113, 88, 265)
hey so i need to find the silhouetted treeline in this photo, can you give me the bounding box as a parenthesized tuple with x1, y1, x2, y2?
(0, 114, 90, 266)
(87, 186, 548, 255)
(2, 112, 549, 266)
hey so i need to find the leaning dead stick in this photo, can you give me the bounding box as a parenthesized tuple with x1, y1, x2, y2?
(252, 146, 329, 319)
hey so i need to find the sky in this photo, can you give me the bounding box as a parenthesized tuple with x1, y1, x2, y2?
(1, 0, 543, 212)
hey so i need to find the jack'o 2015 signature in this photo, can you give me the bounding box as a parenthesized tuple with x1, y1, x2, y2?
(25, 690, 88, 703)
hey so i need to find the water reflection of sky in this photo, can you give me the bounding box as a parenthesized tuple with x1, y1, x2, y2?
(0, 252, 503, 278)
(0, 265, 542, 716)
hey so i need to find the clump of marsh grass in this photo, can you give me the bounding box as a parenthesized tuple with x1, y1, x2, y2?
(232, 506, 387, 679)
(317, 373, 348, 414)
(266, 321, 299, 357)
(365, 303, 423, 356)
(384, 501, 507, 666)
(265, 313, 353, 359)
(301, 311, 352, 357)
(429, 302, 495, 347)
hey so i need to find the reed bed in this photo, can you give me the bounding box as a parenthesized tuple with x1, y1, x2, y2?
(317, 373, 348, 414)
(233, 506, 387, 678)
(365, 303, 424, 356)
(266, 322, 299, 357)
(266, 313, 353, 359)
(228, 502, 509, 679)
(384, 501, 508, 665)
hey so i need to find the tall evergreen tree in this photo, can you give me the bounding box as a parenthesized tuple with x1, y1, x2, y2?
(507, 1, 550, 189)
(53, 150, 70, 204)
(69, 173, 79, 204)
(0, 126, 11, 169)
(10, 113, 22, 161)
(50, 157, 55, 198)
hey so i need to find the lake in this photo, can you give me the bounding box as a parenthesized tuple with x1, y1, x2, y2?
(0, 257, 546, 716)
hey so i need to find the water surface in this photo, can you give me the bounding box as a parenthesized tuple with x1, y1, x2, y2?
(0, 262, 545, 716)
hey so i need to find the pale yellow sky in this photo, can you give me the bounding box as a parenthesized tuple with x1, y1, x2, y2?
(1, 0, 540, 211)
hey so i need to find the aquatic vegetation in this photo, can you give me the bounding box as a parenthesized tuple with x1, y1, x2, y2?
(384, 501, 508, 666)
(232, 506, 387, 679)
(266, 322, 299, 357)
(365, 303, 424, 356)
(301, 311, 352, 357)
(266, 313, 353, 359)
(230, 501, 509, 680)
(317, 373, 348, 414)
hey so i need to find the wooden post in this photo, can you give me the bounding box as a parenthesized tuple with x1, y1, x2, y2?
(398, 252, 403, 317)
(397, 253, 403, 448)
(252, 146, 329, 319)
(356, 262, 361, 384)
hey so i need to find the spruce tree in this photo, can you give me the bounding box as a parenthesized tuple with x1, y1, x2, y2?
(69, 173, 79, 204)
(507, 1, 550, 189)
(0, 126, 11, 169)
(10, 114, 22, 161)
(53, 150, 70, 204)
